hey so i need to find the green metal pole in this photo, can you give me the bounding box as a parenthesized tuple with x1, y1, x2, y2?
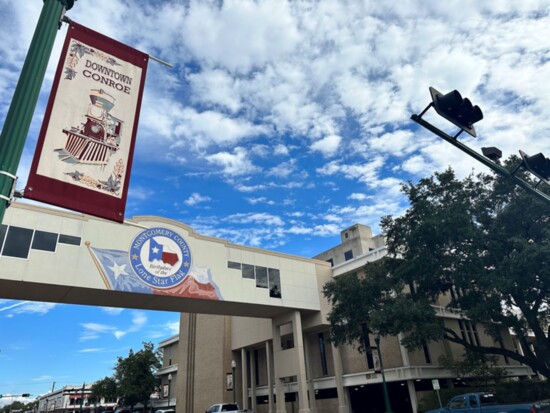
(375, 336, 393, 413)
(0, 0, 74, 225)
(411, 114, 550, 206)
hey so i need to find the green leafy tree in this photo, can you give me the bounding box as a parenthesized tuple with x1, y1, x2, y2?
(324, 161, 550, 378)
(1, 401, 25, 413)
(114, 342, 161, 409)
(438, 350, 508, 386)
(91, 377, 118, 406)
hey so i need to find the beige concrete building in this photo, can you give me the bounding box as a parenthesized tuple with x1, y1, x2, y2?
(152, 224, 534, 413)
(0, 205, 534, 413)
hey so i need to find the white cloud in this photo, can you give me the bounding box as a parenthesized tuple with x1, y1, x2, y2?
(181, 0, 301, 74)
(101, 307, 124, 315)
(311, 135, 342, 157)
(80, 311, 147, 341)
(0, 301, 56, 316)
(246, 197, 275, 206)
(184, 192, 212, 206)
(227, 212, 284, 227)
(348, 193, 368, 201)
(206, 147, 259, 176)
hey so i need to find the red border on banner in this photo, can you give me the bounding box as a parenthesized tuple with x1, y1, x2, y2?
(25, 21, 148, 223)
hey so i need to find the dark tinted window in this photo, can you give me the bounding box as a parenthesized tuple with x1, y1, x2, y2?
(228, 261, 241, 270)
(32, 230, 58, 252)
(58, 234, 81, 246)
(268, 268, 282, 298)
(255, 266, 268, 288)
(2, 226, 33, 258)
(344, 250, 353, 260)
(242, 263, 255, 279)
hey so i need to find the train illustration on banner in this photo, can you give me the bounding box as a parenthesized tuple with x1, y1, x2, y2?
(55, 89, 123, 165)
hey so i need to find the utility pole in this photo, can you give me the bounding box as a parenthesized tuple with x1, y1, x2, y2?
(0, 0, 75, 225)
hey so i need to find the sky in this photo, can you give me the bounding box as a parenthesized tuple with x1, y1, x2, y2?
(1, 0, 550, 406)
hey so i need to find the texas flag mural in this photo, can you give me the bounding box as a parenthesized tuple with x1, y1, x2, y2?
(149, 238, 179, 266)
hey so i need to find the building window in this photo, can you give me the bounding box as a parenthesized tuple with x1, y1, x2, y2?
(32, 230, 58, 252)
(280, 322, 294, 350)
(362, 325, 374, 369)
(255, 266, 268, 288)
(344, 250, 353, 261)
(422, 341, 432, 364)
(268, 268, 282, 298)
(167, 344, 173, 366)
(318, 333, 328, 375)
(58, 234, 81, 246)
(2, 226, 33, 258)
(458, 320, 480, 346)
(227, 261, 283, 298)
(228, 261, 241, 270)
(242, 263, 255, 279)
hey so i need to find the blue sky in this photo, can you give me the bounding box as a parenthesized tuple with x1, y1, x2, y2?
(2, 0, 550, 406)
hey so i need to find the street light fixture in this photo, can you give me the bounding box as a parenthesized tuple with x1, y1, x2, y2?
(231, 360, 237, 404)
(167, 374, 172, 409)
(411, 86, 550, 206)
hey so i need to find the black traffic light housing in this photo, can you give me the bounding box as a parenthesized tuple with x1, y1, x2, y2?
(430, 87, 483, 137)
(519, 150, 550, 182)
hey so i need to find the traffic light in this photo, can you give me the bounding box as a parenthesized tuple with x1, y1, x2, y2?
(519, 150, 550, 182)
(430, 87, 483, 137)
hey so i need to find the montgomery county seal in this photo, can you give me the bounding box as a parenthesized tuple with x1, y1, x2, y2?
(129, 227, 192, 289)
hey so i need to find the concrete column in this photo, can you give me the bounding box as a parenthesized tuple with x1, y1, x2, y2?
(303, 334, 318, 413)
(330, 343, 349, 413)
(266, 341, 275, 413)
(251, 349, 257, 412)
(407, 380, 418, 413)
(272, 319, 286, 413)
(241, 348, 249, 410)
(291, 311, 311, 413)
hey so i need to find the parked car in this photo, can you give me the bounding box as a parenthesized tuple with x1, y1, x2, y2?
(426, 392, 550, 413)
(154, 410, 175, 413)
(205, 403, 253, 413)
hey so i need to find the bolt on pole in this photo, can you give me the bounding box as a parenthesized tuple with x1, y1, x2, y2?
(0, 0, 75, 225)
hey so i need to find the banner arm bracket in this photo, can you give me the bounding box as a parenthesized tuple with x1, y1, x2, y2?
(0, 170, 19, 206)
(149, 54, 173, 68)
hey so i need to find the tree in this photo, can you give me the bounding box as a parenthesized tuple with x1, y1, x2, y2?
(438, 350, 508, 386)
(91, 377, 118, 406)
(114, 342, 161, 409)
(324, 160, 550, 378)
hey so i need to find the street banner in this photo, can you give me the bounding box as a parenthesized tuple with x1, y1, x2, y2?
(26, 21, 148, 222)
